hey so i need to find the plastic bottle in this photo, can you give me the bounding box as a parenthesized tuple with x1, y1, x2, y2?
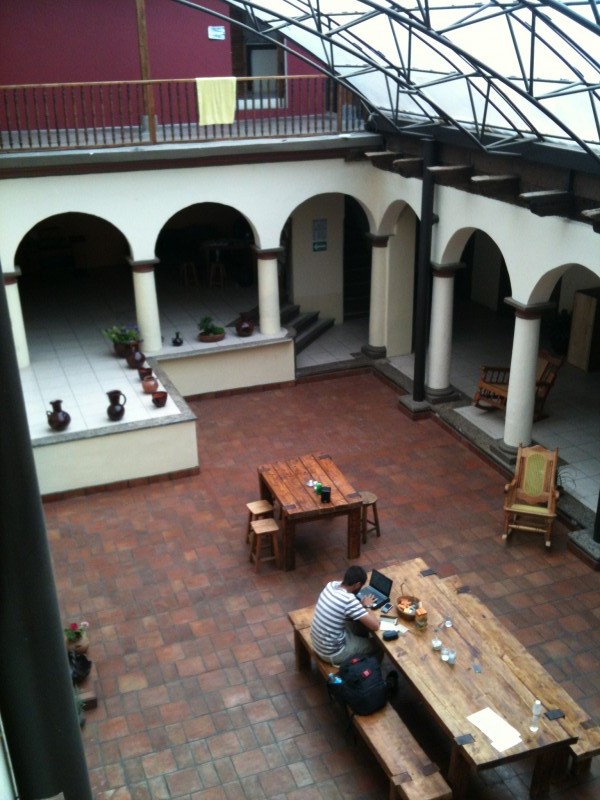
(529, 699, 542, 732)
(328, 673, 342, 684)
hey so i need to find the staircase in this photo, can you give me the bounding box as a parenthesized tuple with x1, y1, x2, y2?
(280, 303, 335, 354)
(236, 303, 334, 354)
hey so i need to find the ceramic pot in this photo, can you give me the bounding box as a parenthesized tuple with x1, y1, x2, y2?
(172, 331, 183, 346)
(152, 391, 168, 408)
(198, 332, 225, 343)
(113, 341, 130, 358)
(66, 631, 90, 654)
(138, 367, 153, 380)
(107, 390, 126, 421)
(235, 311, 255, 337)
(142, 375, 159, 394)
(47, 399, 71, 431)
(125, 342, 145, 369)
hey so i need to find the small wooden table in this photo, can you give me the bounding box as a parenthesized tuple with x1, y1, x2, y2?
(257, 452, 363, 570)
(376, 558, 583, 799)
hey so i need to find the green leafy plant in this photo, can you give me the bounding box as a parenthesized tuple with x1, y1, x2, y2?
(198, 315, 225, 336)
(64, 620, 89, 642)
(103, 324, 140, 344)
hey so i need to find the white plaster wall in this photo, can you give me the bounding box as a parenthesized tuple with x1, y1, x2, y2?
(34, 419, 198, 495)
(158, 339, 294, 396)
(291, 195, 344, 321)
(432, 186, 600, 303)
(0, 158, 380, 269)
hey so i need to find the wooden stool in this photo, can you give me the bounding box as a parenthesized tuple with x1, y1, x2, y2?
(249, 518, 279, 572)
(359, 491, 381, 544)
(246, 499, 274, 544)
(209, 260, 226, 288)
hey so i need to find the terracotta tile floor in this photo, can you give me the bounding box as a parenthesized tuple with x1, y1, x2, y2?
(46, 372, 600, 799)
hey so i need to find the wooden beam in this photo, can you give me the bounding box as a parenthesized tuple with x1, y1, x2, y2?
(364, 150, 400, 170)
(581, 208, 600, 233)
(392, 158, 423, 178)
(470, 175, 520, 195)
(427, 164, 473, 185)
(135, 0, 156, 143)
(519, 190, 574, 217)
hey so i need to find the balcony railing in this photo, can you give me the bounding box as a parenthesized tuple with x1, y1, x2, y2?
(0, 75, 367, 152)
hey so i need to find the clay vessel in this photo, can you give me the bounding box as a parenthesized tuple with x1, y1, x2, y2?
(107, 390, 126, 421)
(125, 342, 145, 369)
(142, 376, 159, 394)
(47, 399, 71, 432)
(235, 311, 255, 337)
(152, 391, 168, 408)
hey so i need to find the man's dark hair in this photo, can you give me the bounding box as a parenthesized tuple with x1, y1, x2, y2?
(343, 565, 367, 586)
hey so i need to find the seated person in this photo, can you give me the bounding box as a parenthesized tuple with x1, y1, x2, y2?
(310, 565, 380, 665)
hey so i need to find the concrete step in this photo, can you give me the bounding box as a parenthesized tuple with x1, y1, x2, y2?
(294, 317, 335, 354)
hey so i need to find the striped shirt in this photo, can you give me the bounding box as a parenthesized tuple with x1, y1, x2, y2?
(310, 581, 367, 657)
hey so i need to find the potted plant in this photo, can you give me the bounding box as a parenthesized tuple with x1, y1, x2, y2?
(103, 324, 141, 357)
(198, 315, 225, 343)
(64, 619, 90, 654)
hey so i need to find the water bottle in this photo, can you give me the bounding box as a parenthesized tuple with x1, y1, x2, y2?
(529, 699, 542, 732)
(328, 673, 342, 685)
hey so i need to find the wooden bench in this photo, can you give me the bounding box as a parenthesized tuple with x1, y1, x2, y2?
(288, 607, 452, 800)
(440, 575, 600, 776)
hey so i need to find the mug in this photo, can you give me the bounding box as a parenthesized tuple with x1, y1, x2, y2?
(152, 391, 168, 408)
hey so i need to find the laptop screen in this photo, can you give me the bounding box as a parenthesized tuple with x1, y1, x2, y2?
(370, 569, 392, 597)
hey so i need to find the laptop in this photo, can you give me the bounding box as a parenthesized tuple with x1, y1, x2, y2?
(356, 569, 393, 609)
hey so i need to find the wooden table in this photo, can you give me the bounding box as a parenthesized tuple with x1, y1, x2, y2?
(375, 558, 583, 799)
(257, 453, 363, 570)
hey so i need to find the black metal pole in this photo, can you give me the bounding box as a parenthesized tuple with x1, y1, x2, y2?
(594, 484, 600, 544)
(413, 138, 437, 402)
(0, 278, 93, 799)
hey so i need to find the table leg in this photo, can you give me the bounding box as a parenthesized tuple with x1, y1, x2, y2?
(530, 749, 558, 798)
(347, 507, 362, 559)
(448, 744, 471, 800)
(258, 474, 271, 503)
(283, 517, 296, 571)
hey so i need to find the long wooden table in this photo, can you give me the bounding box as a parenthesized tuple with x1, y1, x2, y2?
(257, 453, 363, 570)
(375, 558, 590, 799)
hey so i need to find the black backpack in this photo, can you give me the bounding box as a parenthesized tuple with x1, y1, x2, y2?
(330, 655, 388, 716)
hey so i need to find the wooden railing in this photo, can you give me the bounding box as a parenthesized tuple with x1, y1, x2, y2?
(0, 75, 366, 152)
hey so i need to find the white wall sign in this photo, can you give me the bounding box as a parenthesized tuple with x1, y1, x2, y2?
(208, 26, 226, 40)
(312, 218, 327, 252)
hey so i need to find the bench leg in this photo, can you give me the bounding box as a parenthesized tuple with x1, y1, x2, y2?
(448, 744, 470, 800)
(571, 755, 592, 776)
(293, 628, 311, 672)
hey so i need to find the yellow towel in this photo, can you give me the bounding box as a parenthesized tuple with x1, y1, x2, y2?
(196, 77, 237, 126)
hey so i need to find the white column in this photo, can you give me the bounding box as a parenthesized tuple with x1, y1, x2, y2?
(129, 260, 162, 354)
(362, 235, 389, 359)
(256, 249, 282, 336)
(503, 304, 548, 448)
(4, 270, 29, 368)
(426, 263, 463, 395)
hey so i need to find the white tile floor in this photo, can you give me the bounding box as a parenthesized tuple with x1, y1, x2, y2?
(18, 275, 600, 510)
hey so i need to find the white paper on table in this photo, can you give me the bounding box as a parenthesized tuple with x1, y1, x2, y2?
(467, 707, 522, 752)
(379, 618, 409, 633)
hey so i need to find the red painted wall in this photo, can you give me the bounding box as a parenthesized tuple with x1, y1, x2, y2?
(0, 0, 232, 85)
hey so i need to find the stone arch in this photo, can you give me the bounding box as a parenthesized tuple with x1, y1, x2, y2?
(155, 202, 256, 291)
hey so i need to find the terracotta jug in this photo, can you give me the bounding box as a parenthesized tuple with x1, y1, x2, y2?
(142, 375, 159, 394)
(125, 342, 145, 369)
(106, 390, 127, 421)
(47, 399, 71, 431)
(235, 311, 255, 337)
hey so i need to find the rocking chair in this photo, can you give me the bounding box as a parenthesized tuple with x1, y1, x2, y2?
(473, 350, 564, 421)
(503, 445, 559, 549)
